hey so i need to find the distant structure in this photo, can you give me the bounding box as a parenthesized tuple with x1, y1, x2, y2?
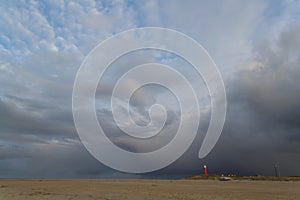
(203, 165, 207, 175)
(274, 163, 280, 177)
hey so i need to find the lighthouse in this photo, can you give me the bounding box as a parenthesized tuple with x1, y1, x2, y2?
(203, 165, 207, 175)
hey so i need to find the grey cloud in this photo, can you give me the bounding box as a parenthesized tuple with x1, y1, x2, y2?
(1, 1, 300, 178)
(197, 23, 300, 176)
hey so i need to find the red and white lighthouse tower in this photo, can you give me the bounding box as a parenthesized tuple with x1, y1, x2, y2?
(203, 165, 207, 175)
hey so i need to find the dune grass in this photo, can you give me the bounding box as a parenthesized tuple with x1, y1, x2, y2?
(185, 174, 300, 181)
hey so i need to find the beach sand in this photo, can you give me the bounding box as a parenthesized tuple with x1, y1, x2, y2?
(0, 179, 299, 200)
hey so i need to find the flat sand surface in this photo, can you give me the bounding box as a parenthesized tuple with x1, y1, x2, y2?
(0, 179, 299, 200)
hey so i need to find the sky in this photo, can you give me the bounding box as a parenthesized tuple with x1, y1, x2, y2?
(0, 0, 300, 178)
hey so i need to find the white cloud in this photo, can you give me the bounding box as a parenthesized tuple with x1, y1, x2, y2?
(0, 0, 137, 57)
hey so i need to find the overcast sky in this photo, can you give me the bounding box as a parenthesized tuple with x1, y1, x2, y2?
(0, 0, 300, 178)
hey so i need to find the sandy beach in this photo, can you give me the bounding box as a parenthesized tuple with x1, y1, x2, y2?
(0, 179, 299, 200)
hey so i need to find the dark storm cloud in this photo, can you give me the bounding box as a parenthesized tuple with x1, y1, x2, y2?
(142, 23, 300, 178)
(0, 96, 75, 138)
(193, 23, 300, 176)
(0, 95, 116, 178)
